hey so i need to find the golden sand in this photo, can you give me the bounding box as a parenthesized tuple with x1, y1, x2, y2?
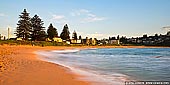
(0, 45, 168, 85)
(0, 45, 89, 85)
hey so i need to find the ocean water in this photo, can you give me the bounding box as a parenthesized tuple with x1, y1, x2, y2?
(37, 48, 170, 85)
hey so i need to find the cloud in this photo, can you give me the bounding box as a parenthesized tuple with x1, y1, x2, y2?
(76, 31, 111, 39)
(56, 19, 69, 24)
(70, 9, 90, 16)
(82, 16, 106, 23)
(0, 13, 6, 17)
(86, 33, 111, 39)
(70, 9, 106, 23)
(52, 15, 65, 20)
(50, 14, 69, 24)
(87, 13, 96, 17)
(79, 9, 90, 13)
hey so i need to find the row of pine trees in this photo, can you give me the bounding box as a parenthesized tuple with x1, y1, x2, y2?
(15, 9, 70, 41)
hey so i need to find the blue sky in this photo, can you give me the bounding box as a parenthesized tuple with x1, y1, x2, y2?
(0, 0, 170, 39)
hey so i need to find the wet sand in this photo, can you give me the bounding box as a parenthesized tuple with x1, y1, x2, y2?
(0, 45, 89, 85)
(0, 45, 168, 85)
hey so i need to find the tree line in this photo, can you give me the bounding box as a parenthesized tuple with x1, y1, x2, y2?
(15, 9, 70, 41)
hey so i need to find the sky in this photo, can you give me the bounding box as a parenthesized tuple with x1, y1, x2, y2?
(0, 0, 170, 39)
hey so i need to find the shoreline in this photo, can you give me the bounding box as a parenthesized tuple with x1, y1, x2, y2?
(35, 45, 170, 85)
(36, 47, 133, 85)
(0, 45, 90, 85)
(0, 45, 169, 85)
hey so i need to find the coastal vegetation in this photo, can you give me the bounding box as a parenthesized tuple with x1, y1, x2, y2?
(60, 24, 70, 40)
(47, 23, 58, 40)
(0, 9, 170, 47)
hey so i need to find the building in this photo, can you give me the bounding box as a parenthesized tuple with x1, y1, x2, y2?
(70, 30, 82, 44)
(124, 32, 170, 46)
(16, 38, 22, 41)
(46, 37, 63, 42)
(108, 37, 120, 45)
(46, 38, 52, 41)
(53, 37, 62, 43)
(92, 38, 97, 45)
(70, 39, 82, 44)
(109, 40, 120, 45)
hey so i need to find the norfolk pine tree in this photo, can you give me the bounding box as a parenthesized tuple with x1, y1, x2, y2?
(72, 30, 77, 40)
(15, 9, 32, 40)
(31, 14, 46, 41)
(47, 23, 58, 40)
(60, 24, 70, 40)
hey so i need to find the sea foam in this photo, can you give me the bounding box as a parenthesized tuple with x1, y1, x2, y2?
(36, 49, 127, 85)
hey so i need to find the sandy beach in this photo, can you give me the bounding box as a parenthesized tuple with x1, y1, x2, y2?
(0, 45, 91, 85)
(0, 45, 169, 85)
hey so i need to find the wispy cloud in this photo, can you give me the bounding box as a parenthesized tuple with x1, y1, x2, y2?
(86, 32, 111, 39)
(87, 13, 95, 17)
(82, 15, 106, 23)
(52, 15, 65, 20)
(79, 9, 90, 13)
(50, 14, 69, 24)
(77, 31, 111, 39)
(70, 9, 107, 23)
(0, 13, 6, 17)
(70, 9, 90, 16)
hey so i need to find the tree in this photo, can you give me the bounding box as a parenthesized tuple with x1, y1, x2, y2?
(117, 35, 120, 40)
(38, 31, 47, 41)
(15, 9, 32, 40)
(60, 24, 70, 40)
(31, 14, 46, 41)
(72, 30, 77, 40)
(79, 35, 82, 40)
(47, 23, 58, 40)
